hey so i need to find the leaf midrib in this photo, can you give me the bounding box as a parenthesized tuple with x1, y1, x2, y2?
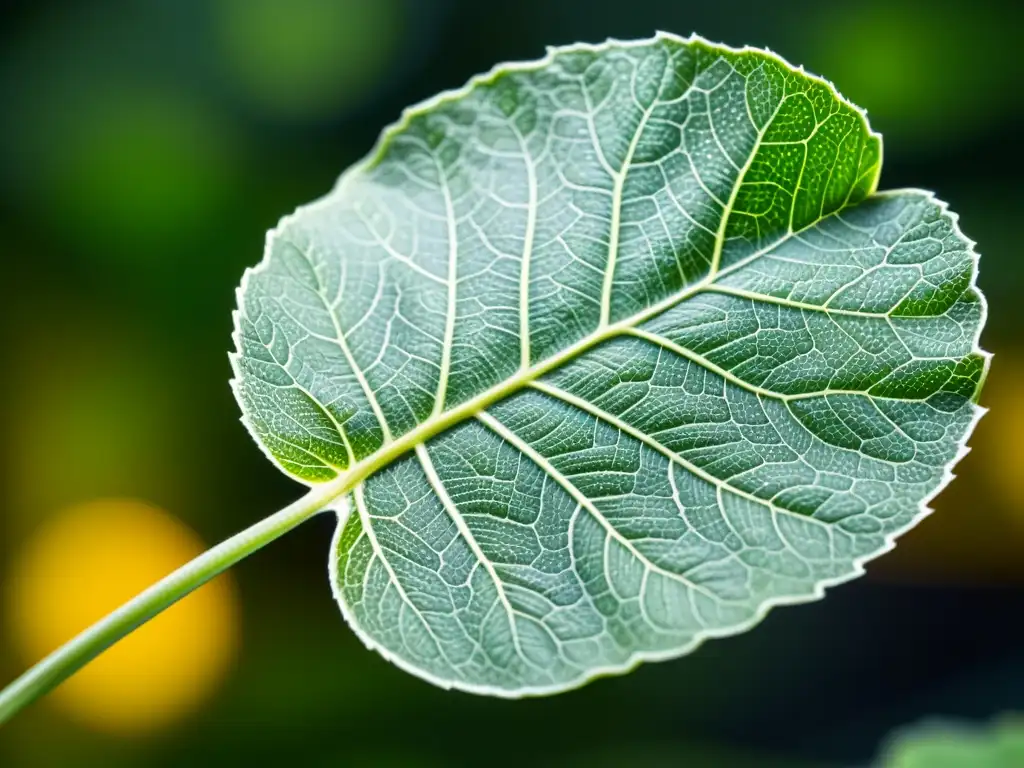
(305, 218, 843, 508)
(301, 64, 879, 513)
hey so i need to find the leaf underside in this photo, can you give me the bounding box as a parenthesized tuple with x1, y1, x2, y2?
(231, 33, 988, 696)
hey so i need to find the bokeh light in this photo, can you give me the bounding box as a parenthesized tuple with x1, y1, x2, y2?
(4, 499, 239, 734)
(805, 0, 1016, 147)
(881, 716, 1024, 767)
(977, 355, 1024, 524)
(5, 316, 184, 533)
(42, 90, 239, 251)
(214, 0, 404, 120)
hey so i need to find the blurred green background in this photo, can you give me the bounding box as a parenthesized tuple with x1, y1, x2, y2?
(0, 1, 1021, 765)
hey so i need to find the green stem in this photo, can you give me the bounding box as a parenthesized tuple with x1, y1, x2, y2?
(0, 482, 344, 726)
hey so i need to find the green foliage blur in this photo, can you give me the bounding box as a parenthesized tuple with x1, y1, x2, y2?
(0, 1, 1021, 765)
(881, 715, 1024, 767)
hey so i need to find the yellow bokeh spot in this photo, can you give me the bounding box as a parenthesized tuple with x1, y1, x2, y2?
(4, 499, 240, 734)
(980, 357, 1024, 522)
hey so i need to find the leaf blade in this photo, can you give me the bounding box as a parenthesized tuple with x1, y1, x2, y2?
(233, 33, 987, 695)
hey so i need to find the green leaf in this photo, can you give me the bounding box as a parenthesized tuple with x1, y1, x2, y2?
(880, 716, 1024, 767)
(231, 33, 987, 696)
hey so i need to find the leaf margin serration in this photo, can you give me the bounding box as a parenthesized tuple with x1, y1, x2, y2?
(229, 31, 990, 697)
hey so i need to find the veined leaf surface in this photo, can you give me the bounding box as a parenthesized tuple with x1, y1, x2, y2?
(231, 33, 987, 696)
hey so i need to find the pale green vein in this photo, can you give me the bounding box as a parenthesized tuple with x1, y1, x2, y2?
(513, 122, 538, 369)
(707, 91, 791, 278)
(283, 378, 354, 467)
(704, 283, 894, 317)
(819, 122, 858, 220)
(352, 483, 454, 667)
(415, 444, 531, 665)
(599, 93, 659, 327)
(623, 327, 918, 403)
(292, 240, 395, 443)
(259, 327, 356, 467)
(527, 379, 832, 530)
(433, 155, 460, 416)
(249, 206, 871, 509)
(787, 126, 810, 232)
(351, 199, 448, 286)
(475, 410, 731, 603)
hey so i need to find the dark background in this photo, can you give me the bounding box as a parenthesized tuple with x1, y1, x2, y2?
(1, 1, 1021, 765)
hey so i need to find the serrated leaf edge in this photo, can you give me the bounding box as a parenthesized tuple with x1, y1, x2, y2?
(229, 33, 989, 697)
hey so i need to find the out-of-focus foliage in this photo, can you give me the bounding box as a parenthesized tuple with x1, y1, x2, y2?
(975, 359, 1024, 517)
(213, 0, 404, 119)
(880, 715, 1024, 767)
(805, 1, 1019, 148)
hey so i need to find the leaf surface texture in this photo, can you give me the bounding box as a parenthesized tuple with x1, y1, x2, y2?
(232, 34, 987, 695)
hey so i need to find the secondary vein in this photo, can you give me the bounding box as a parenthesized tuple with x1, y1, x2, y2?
(475, 410, 730, 603)
(294, 240, 395, 444)
(527, 379, 831, 530)
(514, 123, 539, 369)
(415, 444, 531, 663)
(599, 97, 659, 327)
(708, 92, 791, 278)
(433, 155, 460, 415)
